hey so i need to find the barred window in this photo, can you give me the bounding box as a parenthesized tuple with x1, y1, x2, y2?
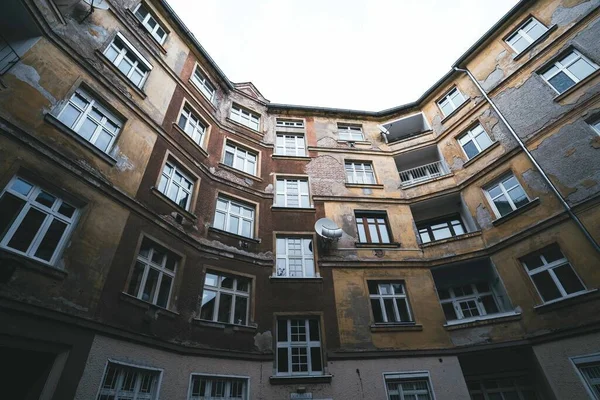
(189, 375, 248, 400)
(384, 373, 434, 400)
(97, 361, 161, 400)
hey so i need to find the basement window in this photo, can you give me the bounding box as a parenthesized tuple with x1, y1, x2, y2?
(133, 3, 168, 45)
(541, 49, 598, 94)
(467, 375, 539, 400)
(384, 372, 434, 400)
(188, 374, 249, 399)
(103, 33, 152, 88)
(98, 361, 161, 400)
(505, 17, 548, 54)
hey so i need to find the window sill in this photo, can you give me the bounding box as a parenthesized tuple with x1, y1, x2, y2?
(44, 114, 118, 166)
(226, 117, 261, 135)
(218, 163, 262, 182)
(269, 375, 333, 385)
(444, 311, 522, 331)
(0, 248, 67, 281)
(336, 139, 370, 145)
(345, 183, 384, 189)
(419, 231, 482, 248)
(188, 79, 218, 112)
(271, 206, 316, 213)
(492, 197, 540, 227)
(370, 323, 423, 332)
(462, 141, 501, 168)
(553, 68, 600, 103)
(355, 242, 401, 249)
(150, 187, 198, 221)
(440, 98, 471, 124)
(207, 227, 261, 243)
(172, 123, 209, 158)
(534, 289, 599, 313)
(513, 25, 557, 61)
(126, 9, 168, 55)
(192, 318, 257, 332)
(271, 155, 312, 161)
(119, 292, 179, 319)
(269, 276, 323, 283)
(95, 50, 148, 99)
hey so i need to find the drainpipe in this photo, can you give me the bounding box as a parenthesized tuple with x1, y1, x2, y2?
(453, 66, 600, 253)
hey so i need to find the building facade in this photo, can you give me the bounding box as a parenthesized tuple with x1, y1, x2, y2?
(0, 0, 599, 398)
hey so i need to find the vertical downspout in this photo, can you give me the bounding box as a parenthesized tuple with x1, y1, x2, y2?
(453, 66, 600, 253)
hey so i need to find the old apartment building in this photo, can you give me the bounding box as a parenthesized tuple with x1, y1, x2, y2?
(0, 0, 599, 398)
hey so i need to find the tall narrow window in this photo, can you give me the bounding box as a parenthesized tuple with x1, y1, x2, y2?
(345, 162, 376, 184)
(230, 105, 260, 131)
(127, 237, 178, 308)
(338, 124, 364, 141)
(223, 143, 257, 176)
(368, 281, 413, 324)
(97, 361, 161, 400)
(384, 373, 434, 400)
(276, 318, 323, 376)
(437, 282, 500, 321)
(200, 271, 250, 325)
(458, 124, 493, 160)
(275, 178, 310, 208)
(355, 212, 391, 244)
(437, 87, 466, 117)
(0, 176, 78, 265)
(188, 375, 248, 400)
(178, 105, 206, 146)
(505, 17, 548, 54)
(103, 33, 151, 88)
(133, 3, 168, 45)
(57, 88, 122, 153)
(276, 237, 315, 278)
(275, 133, 306, 157)
(520, 243, 586, 303)
(157, 161, 195, 210)
(192, 66, 216, 102)
(484, 174, 530, 218)
(213, 197, 255, 238)
(541, 50, 598, 94)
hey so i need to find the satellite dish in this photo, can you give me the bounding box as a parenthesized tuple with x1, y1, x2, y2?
(82, 0, 110, 10)
(315, 218, 342, 241)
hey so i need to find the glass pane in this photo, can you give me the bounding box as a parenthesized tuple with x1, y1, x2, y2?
(396, 298, 410, 321)
(241, 220, 252, 238)
(59, 104, 81, 128)
(419, 230, 431, 244)
(156, 275, 172, 307)
(510, 35, 529, 53)
(553, 264, 585, 294)
(95, 130, 113, 152)
(371, 299, 384, 322)
(35, 191, 56, 208)
(568, 58, 595, 81)
(475, 131, 493, 150)
(117, 58, 133, 76)
(0, 194, 25, 239)
(33, 219, 67, 261)
(493, 195, 514, 216)
(277, 348, 288, 373)
(142, 268, 159, 303)
(277, 319, 287, 342)
(487, 185, 503, 199)
(532, 270, 562, 301)
(481, 295, 499, 314)
(368, 223, 379, 243)
(310, 346, 322, 372)
(224, 151, 234, 166)
(7, 208, 46, 252)
(357, 221, 367, 242)
(442, 302, 457, 320)
(127, 261, 145, 297)
(104, 46, 119, 62)
(204, 273, 219, 287)
(217, 293, 232, 323)
(527, 21, 547, 40)
(11, 179, 34, 196)
(233, 296, 247, 325)
(237, 278, 249, 292)
(130, 70, 144, 87)
(507, 186, 529, 208)
(79, 119, 98, 141)
(228, 215, 239, 233)
(383, 298, 396, 322)
(200, 290, 216, 320)
(432, 226, 452, 241)
(463, 141, 480, 159)
(440, 101, 454, 116)
(58, 202, 76, 218)
(542, 244, 564, 263)
(521, 252, 544, 270)
(548, 71, 575, 94)
(221, 276, 234, 289)
(379, 225, 390, 243)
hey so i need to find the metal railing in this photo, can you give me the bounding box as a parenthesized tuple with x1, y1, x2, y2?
(0, 34, 20, 75)
(398, 160, 449, 186)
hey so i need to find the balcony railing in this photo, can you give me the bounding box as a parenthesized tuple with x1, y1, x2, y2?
(398, 160, 449, 186)
(0, 34, 20, 75)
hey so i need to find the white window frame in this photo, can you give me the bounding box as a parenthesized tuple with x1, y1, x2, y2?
(96, 359, 163, 400)
(276, 318, 323, 377)
(505, 17, 548, 54)
(0, 176, 79, 266)
(275, 237, 315, 278)
(437, 87, 466, 117)
(57, 88, 123, 153)
(178, 105, 207, 146)
(369, 281, 413, 324)
(383, 371, 436, 400)
(338, 124, 364, 141)
(276, 118, 304, 128)
(230, 105, 260, 131)
(541, 49, 599, 94)
(345, 161, 376, 184)
(592, 118, 600, 136)
(484, 174, 530, 218)
(275, 178, 310, 208)
(191, 65, 216, 103)
(457, 124, 494, 160)
(200, 271, 250, 325)
(223, 142, 258, 176)
(213, 197, 255, 238)
(103, 33, 152, 88)
(437, 282, 500, 321)
(187, 373, 250, 400)
(571, 353, 600, 400)
(133, 3, 168, 45)
(275, 133, 306, 157)
(158, 161, 195, 210)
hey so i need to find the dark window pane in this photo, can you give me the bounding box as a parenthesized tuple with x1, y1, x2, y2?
(233, 296, 248, 325)
(309, 319, 320, 341)
(476, 282, 491, 293)
(277, 320, 287, 342)
(221, 276, 234, 289)
(7, 208, 46, 252)
(127, 261, 145, 297)
(383, 298, 396, 322)
(200, 290, 216, 320)
(548, 71, 575, 93)
(437, 288, 450, 300)
(142, 268, 159, 303)
(34, 219, 67, 261)
(396, 298, 411, 321)
(521, 252, 543, 270)
(481, 295, 499, 314)
(367, 281, 379, 295)
(277, 348, 288, 373)
(371, 299, 384, 323)
(532, 271, 561, 301)
(0, 193, 25, 239)
(217, 293, 232, 323)
(553, 264, 585, 294)
(35, 191, 56, 208)
(493, 195, 514, 216)
(156, 275, 172, 308)
(541, 244, 564, 263)
(463, 141, 479, 159)
(58, 202, 76, 218)
(310, 346, 322, 372)
(442, 303, 457, 320)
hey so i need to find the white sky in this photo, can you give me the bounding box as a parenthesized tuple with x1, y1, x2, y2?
(167, 0, 519, 111)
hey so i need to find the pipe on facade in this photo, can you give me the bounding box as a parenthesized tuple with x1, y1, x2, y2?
(453, 66, 600, 253)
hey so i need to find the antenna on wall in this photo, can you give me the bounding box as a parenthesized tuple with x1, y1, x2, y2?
(314, 218, 342, 251)
(79, 0, 109, 22)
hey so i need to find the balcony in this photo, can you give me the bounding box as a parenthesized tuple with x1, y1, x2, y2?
(380, 112, 431, 143)
(0, 0, 41, 75)
(0, 34, 19, 75)
(395, 145, 450, 187)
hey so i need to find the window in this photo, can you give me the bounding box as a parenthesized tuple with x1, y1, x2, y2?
(417, 215, 466, 244)
(0, 176, 78, 265)
(438, 87, 466, 117)
(467, 376, 538, 400)
(276, 118, 304, 128)
(103, 33, 151, 88)
(97, 361, 160, 400)
(592, 118, 600, 135)
(520, 243, 586, 303)
(57, 88, 122, 153)
(230, 105, 260, 131)
(541, 50, 598, 94)
(157, 161, 194, 210)
(484, 174, 530, 218)
(437, 282, 500, 321)
(200, 271, 250, 325)
(192, 66, 216, 102)
(223, 143, 257, 176)
(275, 178, 310, 208)
(345, 161, 376, 184)
(178, 105, 207, 146)
(189, 375, 248, 400)
(275, 133, 306, 157)
(127, 237, 178, 308)
(458, 125, 493, 160)
(275, 237, 315, 278)
(213, 197, 255, 238)
(506, 17, 548, 54)
(368, 281, 413, 324)
(338, 124, 364, 141)
(355, 212, 391, 244)
(385, 373, 434, 400)
(276, 318, 323, 376)
(573, 354, 600, 399)
(133, 3, 167, 45)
